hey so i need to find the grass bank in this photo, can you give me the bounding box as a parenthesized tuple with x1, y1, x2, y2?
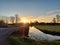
(9, 36, 60, 45)
(34, 25, 60, 32)
(34, 25, 60, 36)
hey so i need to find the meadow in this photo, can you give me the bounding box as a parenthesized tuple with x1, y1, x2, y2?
(34, 25, 60, 32)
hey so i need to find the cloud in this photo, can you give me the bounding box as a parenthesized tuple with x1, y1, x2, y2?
(46, 10, 60, 15)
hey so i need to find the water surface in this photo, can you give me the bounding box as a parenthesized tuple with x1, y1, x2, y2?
(29, 27, 60, 41)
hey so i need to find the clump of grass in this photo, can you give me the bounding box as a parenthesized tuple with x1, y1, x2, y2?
(8, 36, 23, 45)
(9, 36, 35, 45)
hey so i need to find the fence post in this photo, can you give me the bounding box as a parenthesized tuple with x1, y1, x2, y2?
(19, 23, 29, 37)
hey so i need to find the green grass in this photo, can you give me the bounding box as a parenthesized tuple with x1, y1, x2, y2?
(34, 25, 60, 32)
(9, 36, 60, 45)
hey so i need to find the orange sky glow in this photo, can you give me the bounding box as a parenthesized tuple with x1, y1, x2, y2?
(19, 15, 54, 23)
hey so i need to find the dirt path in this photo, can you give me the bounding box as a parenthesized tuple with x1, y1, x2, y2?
(0, 27, 19, 45)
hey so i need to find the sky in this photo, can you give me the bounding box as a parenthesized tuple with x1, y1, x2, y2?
(0, 0, 60, 22)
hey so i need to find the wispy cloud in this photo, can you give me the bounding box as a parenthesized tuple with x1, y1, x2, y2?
(46, 10, 60, 15)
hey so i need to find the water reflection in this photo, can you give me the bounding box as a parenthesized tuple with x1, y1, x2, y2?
(29, 27, 60, 41)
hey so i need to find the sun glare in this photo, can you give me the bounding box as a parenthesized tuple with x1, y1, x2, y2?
(20, 18, 30, 23)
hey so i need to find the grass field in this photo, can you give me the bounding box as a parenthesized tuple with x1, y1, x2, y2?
(34, 25, 60, 32)
(9, 36, 60, 45)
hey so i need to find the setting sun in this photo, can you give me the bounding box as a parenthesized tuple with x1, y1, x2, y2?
(20, 18, 30, 23)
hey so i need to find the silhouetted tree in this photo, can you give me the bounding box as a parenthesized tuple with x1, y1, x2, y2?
(0, 20, 5, 24)
(10, 16, 15, 24)
(15, 14, 19, 24)
(52, 18, 56, 23)
(0, 20, 6, 27)
(34, 21, 39, 25)
(56, 14, 60, 23)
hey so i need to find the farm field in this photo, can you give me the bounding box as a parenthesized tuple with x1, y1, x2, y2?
(34, 25, 60, 32)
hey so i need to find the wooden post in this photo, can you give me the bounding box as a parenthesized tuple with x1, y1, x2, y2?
(24, 25, 29, 37)
(19, 23, 29, 37)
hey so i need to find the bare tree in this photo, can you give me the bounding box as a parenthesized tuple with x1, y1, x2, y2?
(56, 14, 60, 23)
(10, 16, 15, 24)
(15, 14, 19, 23)
(52, 18, 56, 23)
